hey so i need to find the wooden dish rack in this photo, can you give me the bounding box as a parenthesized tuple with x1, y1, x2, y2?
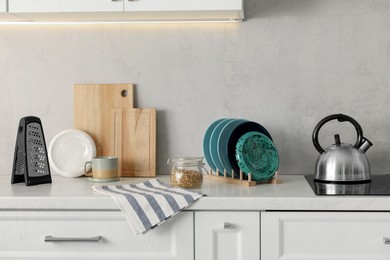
(204, 168, 281, 187)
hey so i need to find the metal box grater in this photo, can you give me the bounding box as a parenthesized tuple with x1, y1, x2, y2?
(11, 116, 52, 186)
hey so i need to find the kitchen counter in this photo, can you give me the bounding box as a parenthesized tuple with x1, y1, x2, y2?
(2, 174, 390, 211)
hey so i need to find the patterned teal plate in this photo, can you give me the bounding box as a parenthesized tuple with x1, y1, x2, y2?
(235, 131, 279, 182)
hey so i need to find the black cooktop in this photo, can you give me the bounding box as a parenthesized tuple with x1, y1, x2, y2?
(305, 175, 390, 195)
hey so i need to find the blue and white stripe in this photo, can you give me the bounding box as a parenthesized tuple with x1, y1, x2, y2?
(93, 179, 205, 234)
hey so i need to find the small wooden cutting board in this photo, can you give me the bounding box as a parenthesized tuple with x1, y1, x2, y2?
(111, 108, 156, 177)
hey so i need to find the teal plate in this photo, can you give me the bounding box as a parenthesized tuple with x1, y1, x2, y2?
(217, 119, 247, 177)
(203, 118, 226, 172)
(209, 118, 235, 175)
(235, 131, 279, 182)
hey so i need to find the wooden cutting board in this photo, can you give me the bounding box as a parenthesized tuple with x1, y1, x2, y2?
(111, 108, 156, 177)
(74, 83, 134, 156)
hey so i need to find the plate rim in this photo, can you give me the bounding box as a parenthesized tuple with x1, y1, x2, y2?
(217, 119, 247, 177)
(203, 118, 226, 172)
(209, 118, 235, 174)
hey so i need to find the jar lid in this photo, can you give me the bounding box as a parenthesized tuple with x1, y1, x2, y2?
(167, 157, 204, 166)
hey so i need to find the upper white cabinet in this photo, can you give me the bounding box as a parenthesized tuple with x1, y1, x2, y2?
(9, 0, 123, 13)
(261, 211, 390, 260)
(6, 0, 244, 22)
(0, 0, 6, 13)
(124, 0, 244, 21)
(125, 0, 241, 11)
(7, 0, 124, 22)
(0, 0, 26, 21)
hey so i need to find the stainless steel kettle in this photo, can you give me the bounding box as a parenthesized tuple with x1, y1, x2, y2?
(312, 114, 373, 183)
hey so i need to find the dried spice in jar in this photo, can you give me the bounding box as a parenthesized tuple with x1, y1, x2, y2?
(167, 157, 205, 189)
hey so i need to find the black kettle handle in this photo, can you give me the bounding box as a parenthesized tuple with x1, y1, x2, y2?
(312, 114, 363, 154)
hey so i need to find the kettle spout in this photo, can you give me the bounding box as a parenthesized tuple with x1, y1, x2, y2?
(359, 137, 373, 153)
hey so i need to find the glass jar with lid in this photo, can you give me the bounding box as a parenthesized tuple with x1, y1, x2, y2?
(167, 157, 205, 189)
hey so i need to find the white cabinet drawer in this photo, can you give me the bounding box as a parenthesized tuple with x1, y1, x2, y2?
(0, 211, 193, 260)
(261, 211, 390, 260)
(195, 211, 260, 260)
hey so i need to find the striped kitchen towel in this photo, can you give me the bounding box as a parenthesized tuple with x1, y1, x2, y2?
(93, 179, 205, 235)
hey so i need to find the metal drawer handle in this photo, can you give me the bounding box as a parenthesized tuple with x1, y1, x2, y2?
(384, 237, 390, 244)
(44, 235, 102, 242)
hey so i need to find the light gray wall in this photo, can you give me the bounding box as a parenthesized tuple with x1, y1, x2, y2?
(1, 0, 390, 176)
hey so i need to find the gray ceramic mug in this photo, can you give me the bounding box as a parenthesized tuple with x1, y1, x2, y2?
(84, 156, 119, 180)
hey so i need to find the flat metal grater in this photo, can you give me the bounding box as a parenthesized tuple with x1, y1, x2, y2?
(11, 116, 52, 186)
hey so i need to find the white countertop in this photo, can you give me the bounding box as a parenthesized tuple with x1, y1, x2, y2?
(2, 175, 390, 211)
